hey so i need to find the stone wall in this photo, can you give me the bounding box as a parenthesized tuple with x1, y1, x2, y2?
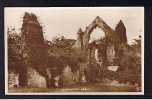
(27, 67, 46, 88)
(74, 16, 127, 65)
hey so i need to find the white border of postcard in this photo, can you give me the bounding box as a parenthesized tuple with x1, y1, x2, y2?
(4, 7, 144, 95)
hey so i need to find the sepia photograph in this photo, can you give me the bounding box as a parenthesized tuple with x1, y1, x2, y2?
(5, 7, 144, 95)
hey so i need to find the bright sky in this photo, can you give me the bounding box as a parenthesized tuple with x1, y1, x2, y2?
(5, 7, 144, 44)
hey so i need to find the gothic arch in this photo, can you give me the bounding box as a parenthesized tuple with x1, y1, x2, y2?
(74, 16, 127, 52)
(85, 16, 114, 36)
(82, 16, 115, 49)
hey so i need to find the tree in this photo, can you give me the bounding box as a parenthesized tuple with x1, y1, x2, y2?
(8, 31, 27, 87)
(117, 37, 141, 85)
(21, 12, 49, 87)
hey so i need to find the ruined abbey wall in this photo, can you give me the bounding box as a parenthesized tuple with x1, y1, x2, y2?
(74, 16, 127, 66)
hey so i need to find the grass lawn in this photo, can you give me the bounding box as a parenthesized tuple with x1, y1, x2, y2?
(8, 82, 138, 93)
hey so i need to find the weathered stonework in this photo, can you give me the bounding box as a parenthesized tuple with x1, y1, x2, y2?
(74, 16, 127, 66)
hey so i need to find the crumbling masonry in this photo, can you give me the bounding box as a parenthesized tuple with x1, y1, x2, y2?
(74, 16, 127, 66)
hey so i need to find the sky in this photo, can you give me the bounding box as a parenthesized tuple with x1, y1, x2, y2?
(5, 7, 144, 44)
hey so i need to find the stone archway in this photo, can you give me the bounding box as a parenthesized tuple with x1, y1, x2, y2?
(89, 27, 105, 44)
(74, 16, 116, 64)
(82, 16, 115, 50)
(74, 16, 116, 50)
(73, 16, 128, 82)
(74, 16, 128, 67)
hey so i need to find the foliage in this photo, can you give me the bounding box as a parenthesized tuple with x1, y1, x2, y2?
(8, 33, 23, 72)
(8, 32, 28, 87)
(118, 38, 141, 85)
(47, 36, 86, 73)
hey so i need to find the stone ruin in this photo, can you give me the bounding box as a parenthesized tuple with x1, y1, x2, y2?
(8, 14, 128, 88)
(74, 16, 127, 66)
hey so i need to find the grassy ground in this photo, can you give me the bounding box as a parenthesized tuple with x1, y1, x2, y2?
(8, 82, 138, 93)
